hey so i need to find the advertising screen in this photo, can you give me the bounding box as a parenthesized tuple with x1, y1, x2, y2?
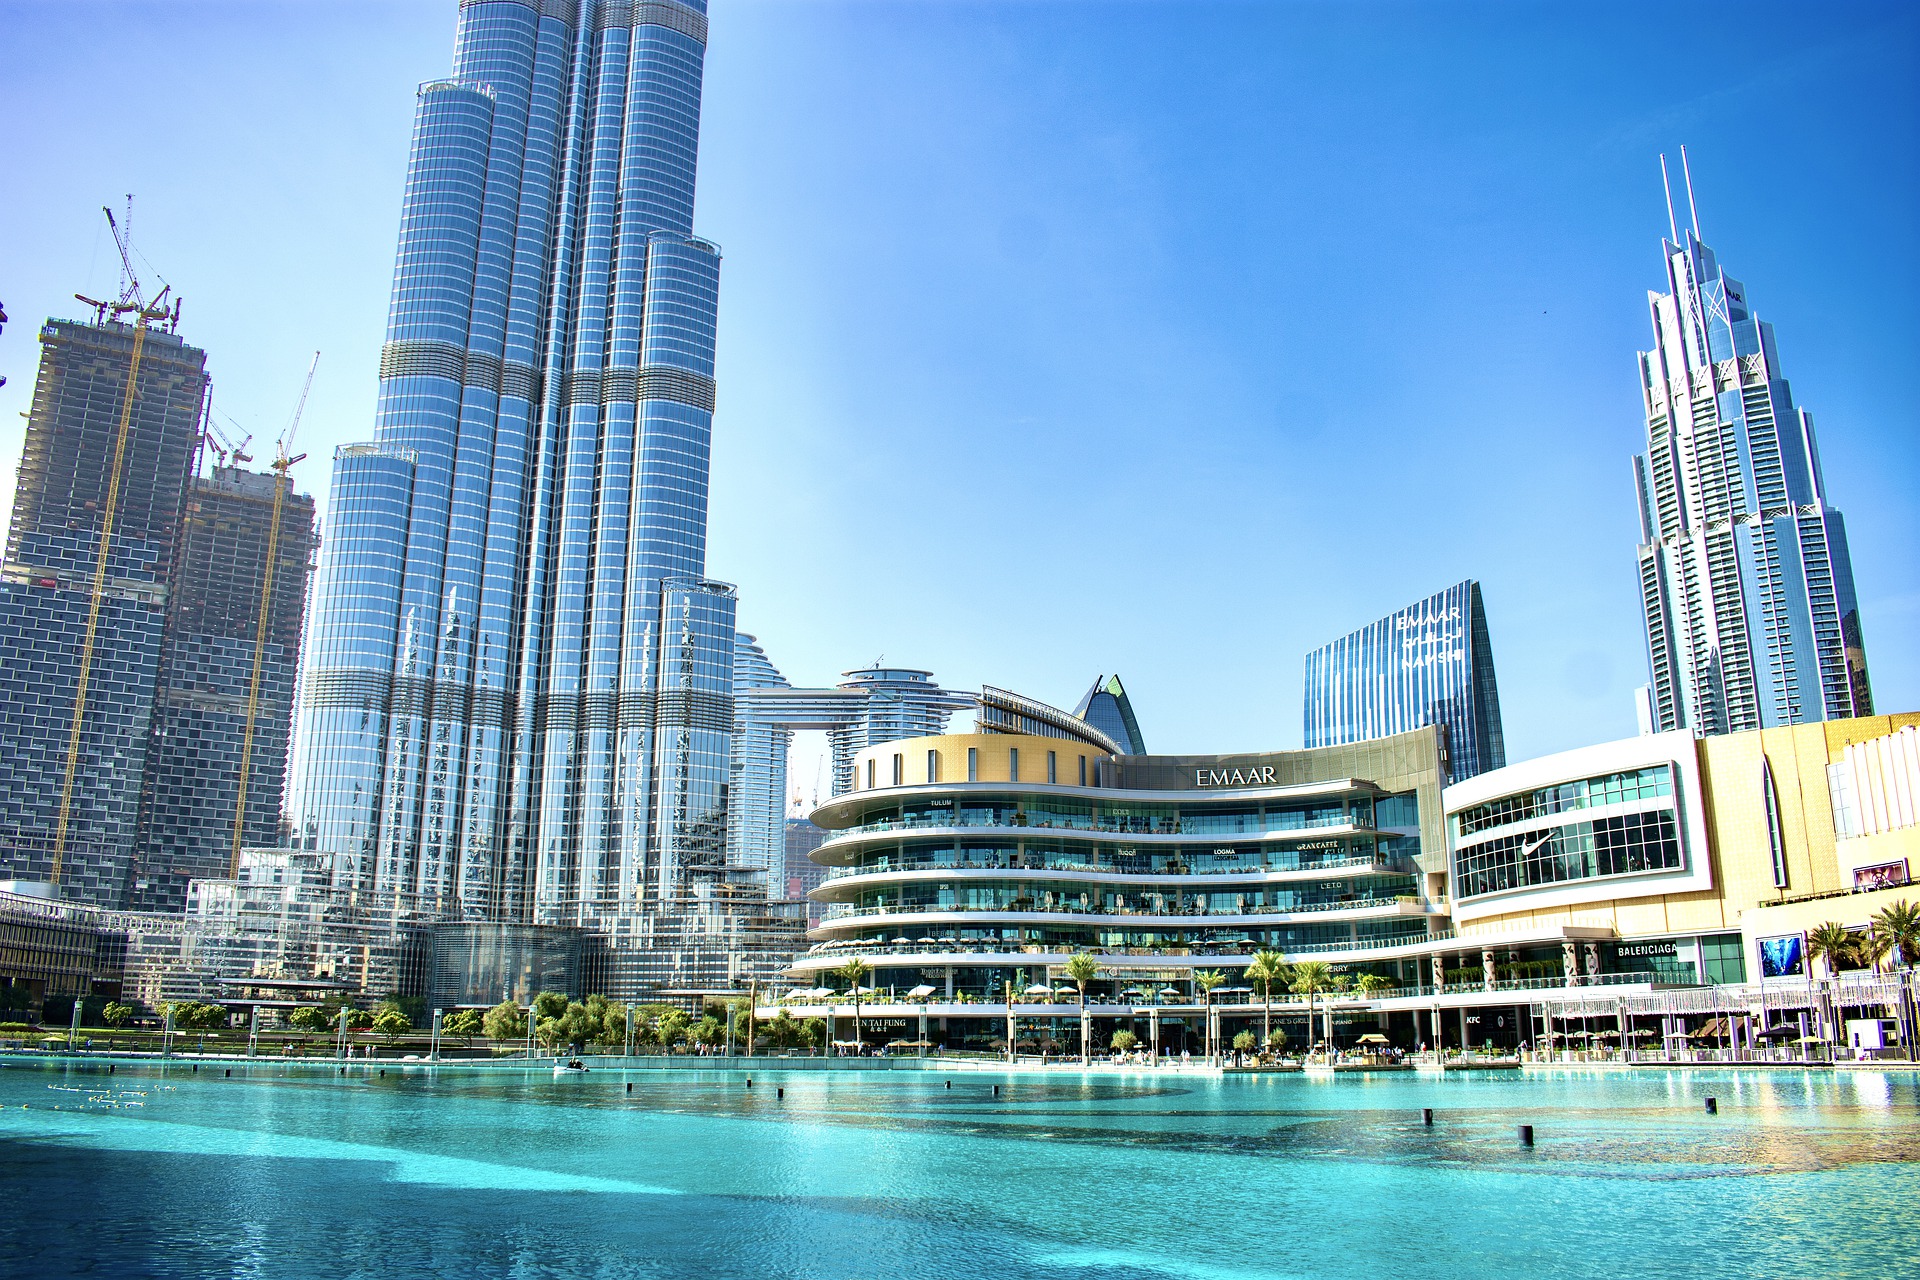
(1853, 861, 1910, 891)
(1758, 934, 1804, 979)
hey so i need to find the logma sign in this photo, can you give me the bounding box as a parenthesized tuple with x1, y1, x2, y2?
(1194, 766, 1279, 788)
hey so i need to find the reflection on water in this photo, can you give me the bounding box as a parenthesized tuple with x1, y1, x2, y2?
(1, 1060, 1916, 1280)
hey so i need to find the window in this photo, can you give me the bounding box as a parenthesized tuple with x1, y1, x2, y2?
(892, 753, 903, 787)
(866, 759, 875, 790)
(967, 748, 978, 782)
(1009, 748, 1019, 782)
(1762, 759, 1788, 889)
(1452, 808, 1683, 900)
(1079, 755, 1087, 787)
(1047, 750, 1057, 784)
(926, 749, 939, 784)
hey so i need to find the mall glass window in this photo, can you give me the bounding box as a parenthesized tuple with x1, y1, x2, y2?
(927, 750, 939, 783)
(1047, 751, 1057, 784)
(968, 748, 978, 781)
(892, 753, 903, 786)
(1454, 808, 1682, 899)
(1454, 765, 1672, 837)
(1078, 755, 1087, 786)
(1701, 933, 1746, 984)
(1010, 748, 1019, 782)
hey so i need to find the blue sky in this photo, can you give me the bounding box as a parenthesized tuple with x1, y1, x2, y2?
(0, 0, 1914, 772)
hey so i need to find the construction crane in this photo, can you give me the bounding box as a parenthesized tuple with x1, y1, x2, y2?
(51, 202, 183, 888)
(202, 412, 253, 471)
(230, 351, 316, 872)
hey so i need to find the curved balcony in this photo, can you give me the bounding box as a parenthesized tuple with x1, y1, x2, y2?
(783, 926, 1459, 975)
(808, 894, 1434, 940)
(814, 816, 1382, 862)
(816, 855, 1412, 897)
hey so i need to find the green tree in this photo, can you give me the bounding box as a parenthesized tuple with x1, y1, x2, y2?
(1266, 1027, 1288, 1052)
(654, 1008, 690, 1053)
(1244, 950, 1289, 1051)
(835, 958, 872, 1054)
(765, 1009, 800, 1050)
(531, 991, 569, 1022)
(1194, 969, 1225, 1062)
(1063, 952, 1101, 1065)
(101, 1001, 135, 1030)
(1110, 1029, 1139, 1053)
(371, 1007, 411, 1044)
(1872, 900, 1920, 967)
(801, 1016, 826, 1053)
(1855, 926, 1893, 975)
(1354, 973, 1392, 998)
(689, 1014, 725, 1051)
(1231, 1030, 1256, 1055)
(1290, 961, 1335, 1054)
(482, 1000, 526, 1047)
(287, 1006, 330, 1041)
(443, 1009, 484, 1047)
(1807, 920, 1856, 979)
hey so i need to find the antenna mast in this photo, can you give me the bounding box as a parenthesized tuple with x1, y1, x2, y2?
(1680, 145, 1700, 238)
(1659, 154, 1679, 244)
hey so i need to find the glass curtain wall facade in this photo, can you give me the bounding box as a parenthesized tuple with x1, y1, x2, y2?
(1074, 674, 1147, 754)
(1303, 580, 1505, 784)
(131, 468, 318, 913)
(1633, 217, 1872, 735)
(0, 319, 207, 907)
(791, 728, 1451, 997)
(290, 0, 738, 932)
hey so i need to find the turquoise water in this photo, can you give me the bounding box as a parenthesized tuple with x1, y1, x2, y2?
(1, 1061, 1916, 1279)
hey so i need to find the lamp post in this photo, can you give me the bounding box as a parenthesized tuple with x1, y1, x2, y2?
(68, 995, 83, 1051)
(430, 1008, 442, 1062)
(624, 1004, 635, 1059)
(248, 1005, 259, 1058)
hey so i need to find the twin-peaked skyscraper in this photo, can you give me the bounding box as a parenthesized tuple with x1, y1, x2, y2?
(292, 0, 736, 931)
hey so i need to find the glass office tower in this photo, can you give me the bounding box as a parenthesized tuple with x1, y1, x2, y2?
(1303, 580, 1505, 785)
(1632, 218, 1871, 735)
(0, 318, 206, 907)
(291, 0, 737, 931)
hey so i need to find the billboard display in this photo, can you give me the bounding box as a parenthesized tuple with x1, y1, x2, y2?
(1758, 934, 1804, 979)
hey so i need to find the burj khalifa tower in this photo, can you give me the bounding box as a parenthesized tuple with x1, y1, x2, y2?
(292, 0, 739, 941)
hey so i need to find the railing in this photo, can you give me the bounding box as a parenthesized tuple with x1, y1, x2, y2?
(824, 855, 1407, 882)
(825, 812, 1376, 842)
(799, 928, 1454, 961)
(1758, 882, 1919, 910)
(1365, 970, 1672, 1000)
(822, 895, 1426, 922)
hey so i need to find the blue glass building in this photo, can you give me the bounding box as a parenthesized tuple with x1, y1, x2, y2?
(1632, 189, 1872, 735)
(290, 0, 738, 934)
(1074, 674, 1147, 755)
(1302, 580, 1505, 785)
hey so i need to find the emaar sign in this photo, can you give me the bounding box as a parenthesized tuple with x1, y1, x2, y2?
(1193, 766, 1278, 788)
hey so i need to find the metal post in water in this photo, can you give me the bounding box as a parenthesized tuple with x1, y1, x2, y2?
(1518, 1124, 1534, 1146)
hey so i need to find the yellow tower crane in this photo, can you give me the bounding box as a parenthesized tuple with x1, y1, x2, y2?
(230, 353, 316, 873)
(52, 203, 182, 888)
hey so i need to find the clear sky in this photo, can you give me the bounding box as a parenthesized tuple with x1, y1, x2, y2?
(0, 0, 1914, 772)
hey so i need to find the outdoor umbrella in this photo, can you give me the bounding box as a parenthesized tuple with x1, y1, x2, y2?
(904, 985, 936, 999)
(1157, 988, 1183, 999)
(1756, 1024, 1799, 1040)
(1356, 1034, 1391, 1045)
(1023, 985, 1054, 998)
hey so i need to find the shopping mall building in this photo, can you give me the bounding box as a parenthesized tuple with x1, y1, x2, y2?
(772, 712, 1920, 1056)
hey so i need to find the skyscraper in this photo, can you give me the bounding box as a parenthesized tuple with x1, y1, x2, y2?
(291, 0, 736, 936)
(131, 467, 317, 913)
(1302, 580, 1505, 785)
(0, 315, 206, 907)
(1632, 170, 1872, 735)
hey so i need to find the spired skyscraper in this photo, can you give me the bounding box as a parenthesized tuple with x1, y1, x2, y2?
(1632, 160, 1872, 735)
(292, 0, 739, 934)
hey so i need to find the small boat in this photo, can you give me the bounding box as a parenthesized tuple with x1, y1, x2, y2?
(554, 1058, 590, 1076)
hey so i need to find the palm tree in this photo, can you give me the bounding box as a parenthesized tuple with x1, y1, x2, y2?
(1806, 921, 1856, 980)
(1244, 950, 1287, 1051)
(1064, 952, 1101, 1065)
(835, 957, 872, 1055)
(1354, 973, 1391, 998)
(1856, 925, 1893, 975)
(1873, 900, 1920, 968)
(1289, 961, 1335, 1057)
(1194, 969, 1225, 1063)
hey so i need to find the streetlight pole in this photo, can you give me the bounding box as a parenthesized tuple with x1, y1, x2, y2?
(430, 1009, 442, 1062)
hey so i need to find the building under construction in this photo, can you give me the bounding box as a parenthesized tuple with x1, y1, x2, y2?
(132, 467, 317, 912)
(0, 236, 317, 914)
(0, 315, 206, 907)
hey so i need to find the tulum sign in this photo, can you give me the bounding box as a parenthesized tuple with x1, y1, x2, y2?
(1194, 766, 1278, 788)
